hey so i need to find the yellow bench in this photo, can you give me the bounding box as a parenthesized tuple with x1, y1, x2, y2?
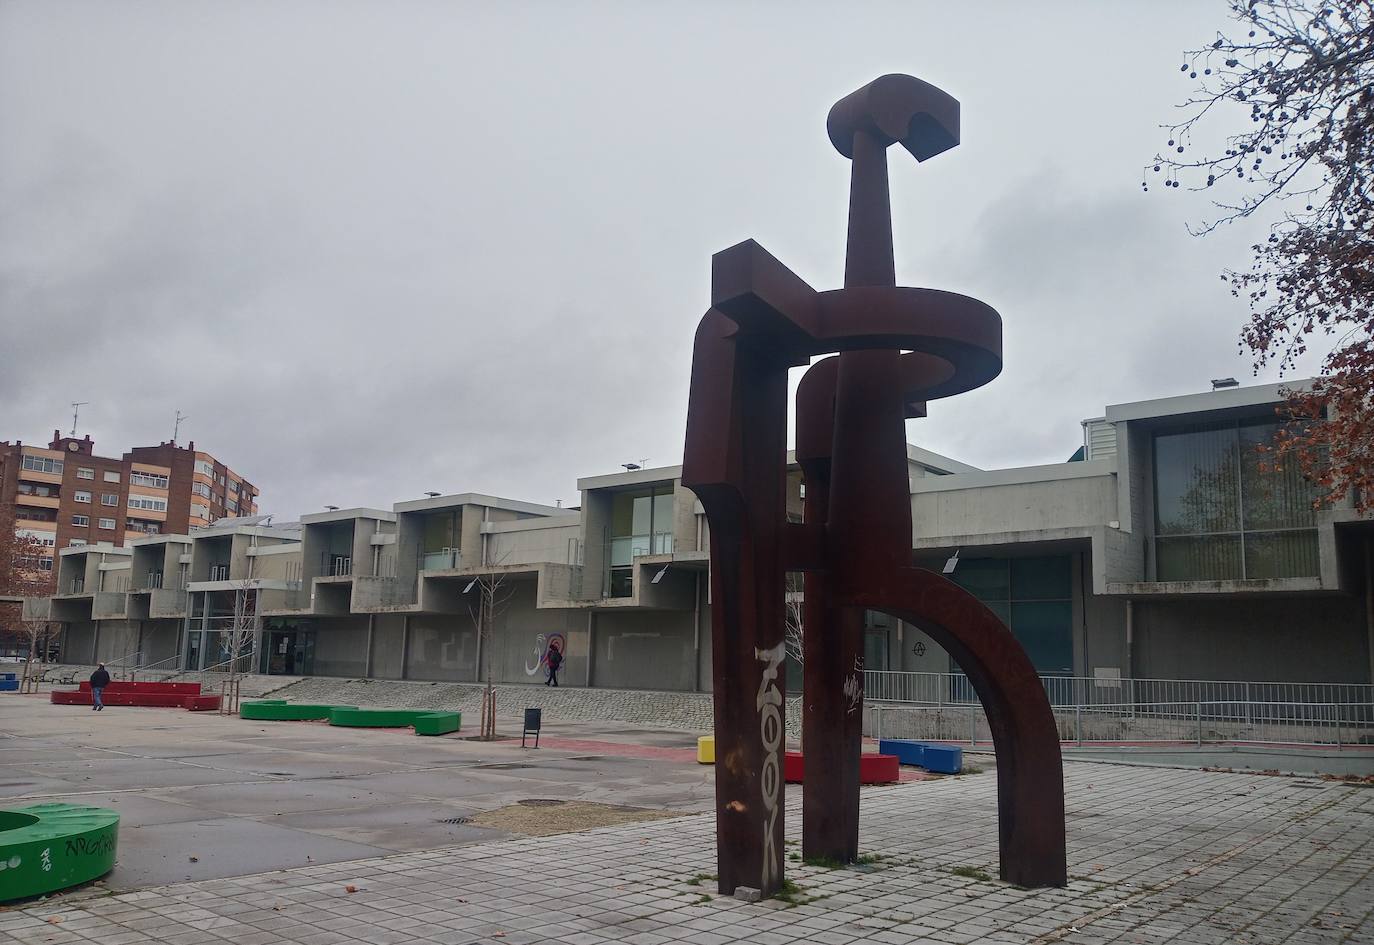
(697, 735, 715, 764)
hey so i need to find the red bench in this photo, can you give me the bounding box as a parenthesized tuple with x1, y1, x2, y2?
(52, 680, 222, 712)
(783, 750, 899, 784)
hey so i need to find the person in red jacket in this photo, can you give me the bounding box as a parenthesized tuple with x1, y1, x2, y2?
(89, 663, 110, 711)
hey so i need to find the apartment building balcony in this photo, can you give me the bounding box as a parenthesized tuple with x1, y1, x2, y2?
(149, 588, 189, 619)
(92, 591, 129, 620)
(16, 493, 60, 510)
(419, 549, 461, 572)
(57, 578, 89, 598)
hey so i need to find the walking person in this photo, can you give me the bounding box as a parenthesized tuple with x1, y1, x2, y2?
(544, 642, 563, 687)
(90, 663, 110, 711)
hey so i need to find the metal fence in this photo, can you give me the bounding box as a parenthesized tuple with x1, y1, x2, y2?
(864, 670, 1374, 748)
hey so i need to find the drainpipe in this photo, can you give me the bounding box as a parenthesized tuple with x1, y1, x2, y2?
(1124, 598, 1134, 682)
(693, 572, 702, 692)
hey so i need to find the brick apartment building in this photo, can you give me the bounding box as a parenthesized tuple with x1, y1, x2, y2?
(0, 432, 259, 591)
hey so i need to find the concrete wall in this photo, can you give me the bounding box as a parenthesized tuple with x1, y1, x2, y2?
(142, 619, 180, 664)
(1133, 595, 1369, 683)
(592, 608, 697, 692)
(488, 581, 589, 686)
(369, 614, 405, 679)
(312, 614, 369, 678)
(911, 462, 1117, 542)
(488, 520, 582, 567)
(93, 620, 140, 664)
(64, 621, 95, 663)
(406, 613, 478, 682)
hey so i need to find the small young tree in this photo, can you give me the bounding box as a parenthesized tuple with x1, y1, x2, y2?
(468, 555, 514, 740)
(1152, 1, 1374, 509)
(221, 580, 259, 712)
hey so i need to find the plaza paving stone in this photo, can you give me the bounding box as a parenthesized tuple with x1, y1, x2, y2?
(2, 758, 1371, 944)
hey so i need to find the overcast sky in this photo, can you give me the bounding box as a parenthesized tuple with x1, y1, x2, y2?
(0, 1, 1328, 518)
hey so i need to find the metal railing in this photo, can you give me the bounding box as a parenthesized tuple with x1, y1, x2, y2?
(103, 651, 144, 680)
(864, 670, 1374, 748)
(130, 655, 181, 680)
(421, 548, 461, 571)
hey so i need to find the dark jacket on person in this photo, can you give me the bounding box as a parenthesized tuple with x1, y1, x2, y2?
(90, 668, 110, 688)
(547, 649, 563, 671)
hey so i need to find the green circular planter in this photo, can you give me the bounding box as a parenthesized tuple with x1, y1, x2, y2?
(0, 803, 119, 903)
(240, 701, 356, 721)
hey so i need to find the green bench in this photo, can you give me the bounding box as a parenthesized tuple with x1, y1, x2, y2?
(240, 700, 356, 721)
(328, 707, 462, 736)
(239, 701, 460, 735)
(0, 803, 120, 902)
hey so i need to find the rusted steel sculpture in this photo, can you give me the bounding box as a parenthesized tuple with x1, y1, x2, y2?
(682, 74, 1067, 898)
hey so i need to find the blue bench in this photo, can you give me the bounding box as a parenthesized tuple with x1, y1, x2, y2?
(879, 739, 924, 767)
(879, 739, 963, 774)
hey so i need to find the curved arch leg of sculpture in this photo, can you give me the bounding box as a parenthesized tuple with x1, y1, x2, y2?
(848, 568, 1067, 888)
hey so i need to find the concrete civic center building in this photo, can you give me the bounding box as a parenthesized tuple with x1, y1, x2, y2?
(25, 380, 1374, 689)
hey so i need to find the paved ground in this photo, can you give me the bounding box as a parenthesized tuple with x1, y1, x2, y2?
(0, 694, 715, 889)
(3, 692, 1373, 943)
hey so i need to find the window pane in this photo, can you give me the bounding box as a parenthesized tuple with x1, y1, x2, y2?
(1238, 420, 1319, 530)
(1155, 424, 1240, 535)
(1243, 530, 1319, 579)
(631, 494, 653, 536)
(610, 493, 636, 537)
(1156, 535, 1242, 581)
(1010, 556, 1071, 600)
(949, 559, 1009, 603)
(1010, 600, 1073, 674)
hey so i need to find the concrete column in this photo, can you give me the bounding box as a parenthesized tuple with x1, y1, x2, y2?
(90, 621, 100, 664)
(365, 615, 375, 679)
(585, 611, 595, 687)
(400, 615, 410, 680)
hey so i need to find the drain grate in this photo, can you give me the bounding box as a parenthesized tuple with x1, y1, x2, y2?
(438, 816, 473, 825)
(517, 798, 566, 808)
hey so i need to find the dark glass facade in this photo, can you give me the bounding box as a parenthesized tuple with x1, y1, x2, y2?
(1153, 418, 1319, 581)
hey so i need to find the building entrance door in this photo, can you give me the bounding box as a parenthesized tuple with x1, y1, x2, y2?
(186, 632, 203, 671)
(263, 629, 315, 675)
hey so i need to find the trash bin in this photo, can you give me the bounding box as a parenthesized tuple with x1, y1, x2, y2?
(522, 707, 542, 748)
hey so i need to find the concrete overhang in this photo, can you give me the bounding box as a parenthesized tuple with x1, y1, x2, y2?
(299, 507, 396, 525)
(1104, 577, 1329, 598)
(577, 465, 684, 491)
(908, 444, 981, 475)
(909, 459, 1116, 494)
(393, 493, 575, 518)
(911, 530, 1095, 558)
(128, 534, 193, 548)
(186, 579, 295, 593)
(1104, 379, 1314, 425)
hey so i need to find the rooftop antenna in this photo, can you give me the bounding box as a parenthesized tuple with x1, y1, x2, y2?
(173, 410, 188, 443)
(70, 402, 89, 436)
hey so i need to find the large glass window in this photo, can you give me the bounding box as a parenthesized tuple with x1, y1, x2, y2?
(607, 485, 675, 596)
(1153, 419, 1318, 581)
(945, 556, 1074, 675)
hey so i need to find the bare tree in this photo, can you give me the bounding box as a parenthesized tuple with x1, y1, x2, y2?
(0, 510, 53, 685)
(468, 553, 515, 740)
(219, 579, 259, 712)
(783, 572, 804, 668)
(1152, 1, 1374, 509)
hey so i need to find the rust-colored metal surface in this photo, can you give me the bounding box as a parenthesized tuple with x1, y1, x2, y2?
(682, 74, 1067, 897)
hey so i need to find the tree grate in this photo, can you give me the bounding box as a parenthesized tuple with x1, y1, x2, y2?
(438, 816, 473, 825)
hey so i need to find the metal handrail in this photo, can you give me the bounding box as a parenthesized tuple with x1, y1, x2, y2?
(103, 651, 144, 680)
(129, 655, 181, 680)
